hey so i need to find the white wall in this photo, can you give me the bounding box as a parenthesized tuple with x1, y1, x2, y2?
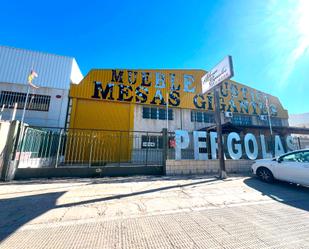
(0, 121, 10, 156)
(0, 82, 68, 127)
(133, 104, 214, 132)
(166, 159, 253, 175)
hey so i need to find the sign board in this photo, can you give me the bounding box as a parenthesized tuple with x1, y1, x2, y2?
(174, 130, 296, 160)
(201, 56, 234, 94)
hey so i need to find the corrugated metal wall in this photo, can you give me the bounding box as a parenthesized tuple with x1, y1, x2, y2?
(67, 68, 289, 164)
(69, 99, 134, 130)
(0, 45, 75, 89)
(70, 69, 289, 118)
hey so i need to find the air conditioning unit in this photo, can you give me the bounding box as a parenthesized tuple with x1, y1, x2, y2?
(260, 115, 268, 121)
(225, 112, 233, 118)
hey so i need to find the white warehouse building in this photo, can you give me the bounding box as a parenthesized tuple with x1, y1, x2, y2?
(0, 45, 83, 127)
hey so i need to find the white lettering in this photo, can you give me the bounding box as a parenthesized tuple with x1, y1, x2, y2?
(210, 132, 218, 159)
(275, 135, 285, 157)
(227, 132, 242, 160)
(286, 136, 296, 151)
(260, 135, 272, 159)
(183, 74, 195, 93)
(155, 72, 165, 88)
(244, 133, 258, 160)
(193, 131, 208, 160)
(175, 130, 190, 160)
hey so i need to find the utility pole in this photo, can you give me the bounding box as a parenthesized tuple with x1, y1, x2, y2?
(214, 87, 226, 179)
(265, 95, 273, 136)
(166, 91, 169, 131)
(201, 55, 234, 180)
(21, 85, 30, 124)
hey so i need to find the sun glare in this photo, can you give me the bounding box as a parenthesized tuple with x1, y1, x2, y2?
(294, 0, 309, 58)
(268, 0, 309, 86)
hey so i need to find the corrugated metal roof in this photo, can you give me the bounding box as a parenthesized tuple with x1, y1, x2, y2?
(0, 45, 83, 89)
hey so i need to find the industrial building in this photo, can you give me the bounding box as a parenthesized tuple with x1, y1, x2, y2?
(68, 68, 289, 134)
(1, 49, 308, 173)
(0, 45, 83, 127)
(64, 68, 293, 163)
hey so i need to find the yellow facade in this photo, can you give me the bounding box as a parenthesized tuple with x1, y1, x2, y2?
(70, 68, 288, 132)
(68, 68, 288, 164)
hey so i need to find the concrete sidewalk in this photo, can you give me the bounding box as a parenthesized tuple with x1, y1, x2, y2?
(1, 175, 309, 248)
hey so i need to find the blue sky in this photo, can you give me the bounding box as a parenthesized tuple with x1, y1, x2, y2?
(0, 0, 308, 114)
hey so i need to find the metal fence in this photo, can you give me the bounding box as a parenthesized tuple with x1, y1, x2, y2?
(14, 126, 309, 168)
(293, 136, 309, 150)
(16, 127, 165, 168)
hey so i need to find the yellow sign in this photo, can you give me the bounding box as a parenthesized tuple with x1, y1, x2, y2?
(70, 69, 288, 118)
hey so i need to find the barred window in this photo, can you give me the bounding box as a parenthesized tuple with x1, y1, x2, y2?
(191, 111, 215, 123)
(142, 106, 173, 120)
(271, 117, 282, 127)
(258, 115, 282, 127)
(231, 114, 252, 126)
(151, 107, 157, 119)
(142, 107, 150, 118)
(0, 91, 51, 112)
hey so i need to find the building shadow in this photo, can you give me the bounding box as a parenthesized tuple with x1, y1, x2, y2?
(1, 175, 236, 243)
(0, 177, 221, 242)
(244, 177, 309, 211)
(0, 191, 65, 243)
(2, 174, 219, 186)
(56, 177, 220, 208)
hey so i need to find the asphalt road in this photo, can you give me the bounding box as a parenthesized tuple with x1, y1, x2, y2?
(0, 175, 308, 248)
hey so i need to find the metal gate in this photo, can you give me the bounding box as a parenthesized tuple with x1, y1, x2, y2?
(16, 126, 166, 169)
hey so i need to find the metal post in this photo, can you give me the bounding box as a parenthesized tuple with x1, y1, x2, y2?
(166, 91, 169, 131)
(214, 87, 227, 179)
(55, 129, 63, 168)
(145, 132, 149, 166)
(0, 104, 5, 120)
(89, 131, 93, 168)
(297, 137, 301, 150)
(16, 124, 27, 170)
(265, 96, 273, 136)
(162, 128, 168, 175)
(118, 132, 121, 166)
(21, 86, 30, 124)
(11, 103, 18, 121)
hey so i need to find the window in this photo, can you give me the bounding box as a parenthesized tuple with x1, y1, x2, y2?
(259, 116, 283, 127)
(142, 106, 173, 120)
(271, 117, 282, 127)
(142, 107, 150, 118)
(151, 108, 157, 119)
(191, 111, 215, 123)
(301, 151, 309, 163)
(0, 91, 51, 112)
(231, 114, 252, 126)
(281, 153, 297, 162)
(281, 151, 309, 163)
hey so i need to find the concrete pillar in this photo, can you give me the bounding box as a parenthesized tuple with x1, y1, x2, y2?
(0, 120, 21, 181)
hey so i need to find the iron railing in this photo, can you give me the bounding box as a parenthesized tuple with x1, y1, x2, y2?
(16, 127, 165, 168)
(14, 126, 309, 168)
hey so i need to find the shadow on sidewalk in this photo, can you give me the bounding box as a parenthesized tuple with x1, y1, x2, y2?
(0, 191, 65, 243)
(2, 174, 232, 186)
(0, 177, 222, 242)
(57, 177, 220, 208)
(244, 177, 309, 211)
